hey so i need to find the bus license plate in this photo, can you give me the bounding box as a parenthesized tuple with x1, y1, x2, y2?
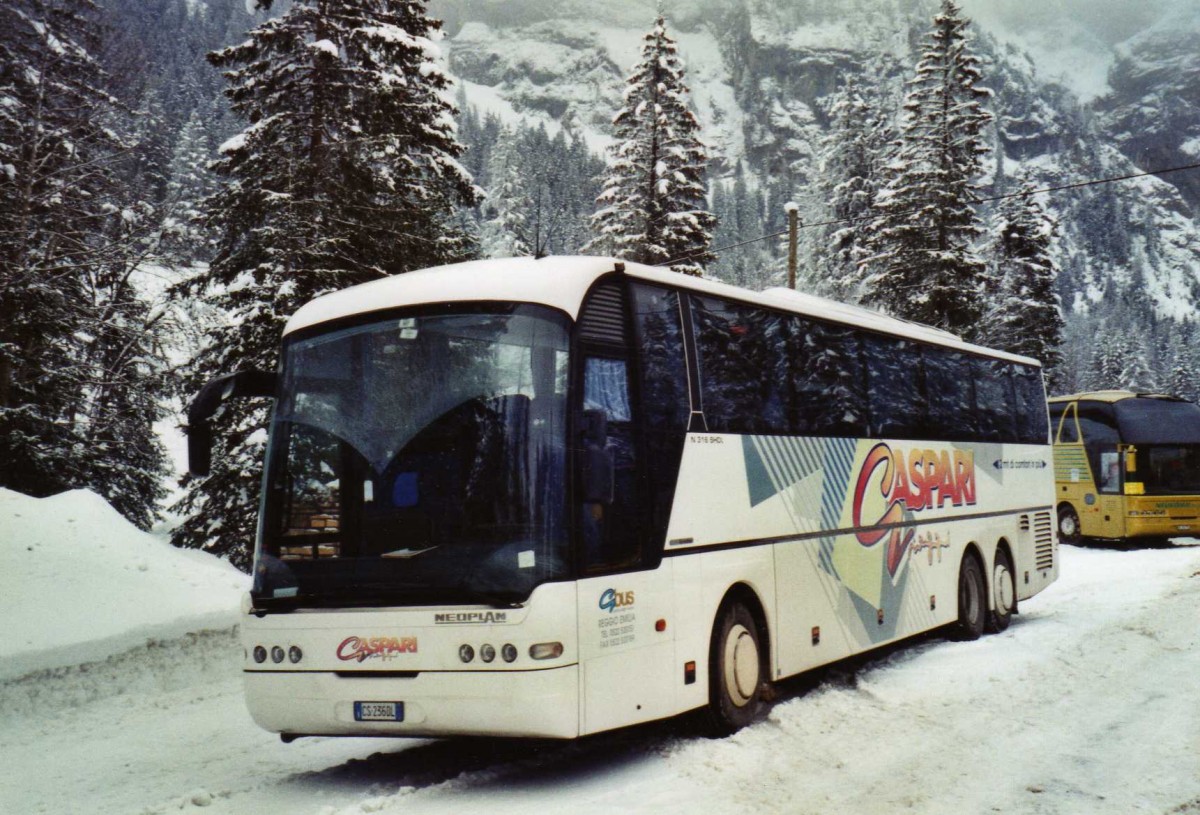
(354, 701, 404, 722)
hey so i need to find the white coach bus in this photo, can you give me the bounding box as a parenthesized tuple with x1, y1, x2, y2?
(189, 256, 1058, 740)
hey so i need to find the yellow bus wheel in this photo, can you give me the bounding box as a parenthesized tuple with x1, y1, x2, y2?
(1057, 504, 1081, 545)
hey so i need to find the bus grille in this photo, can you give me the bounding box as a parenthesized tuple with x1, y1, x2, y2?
(578, 282, 627, 346)
(1033, 511, 1054, 570)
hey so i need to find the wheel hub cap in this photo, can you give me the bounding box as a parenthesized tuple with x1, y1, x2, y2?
(724, 624, 759, 707)
(995, 565, 1014, 614)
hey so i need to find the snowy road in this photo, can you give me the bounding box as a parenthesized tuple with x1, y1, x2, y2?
(3, 542, 1200, 815)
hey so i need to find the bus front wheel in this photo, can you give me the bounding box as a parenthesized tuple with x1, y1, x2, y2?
(1058, 505, 1081, 545)
(706, 602, 763, 736)
(985, 547, 1015, 634)
(952, 553, 985, 641)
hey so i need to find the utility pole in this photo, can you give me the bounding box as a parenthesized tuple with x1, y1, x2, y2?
(785, 201, 799, 290)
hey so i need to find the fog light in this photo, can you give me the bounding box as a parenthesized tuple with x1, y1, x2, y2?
(253, 645, 267, 664)
(502, 643, 518, 663)
(529, 642, 562, 660)
(459, 644, 475, 663)
(480, 643, 496, 663)
(288, 645, 303, 664)
(271, 646, 285, 664)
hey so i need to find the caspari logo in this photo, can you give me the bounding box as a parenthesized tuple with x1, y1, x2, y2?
(434, 611, 508, 625)
(852, 443, 977, 576)
(336, 635, 417, 662)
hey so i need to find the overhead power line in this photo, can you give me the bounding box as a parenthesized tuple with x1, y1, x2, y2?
(658, 160, 1200, 268)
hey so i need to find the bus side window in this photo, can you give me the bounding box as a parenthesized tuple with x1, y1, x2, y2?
(788, 316, 867, 437)
(864, 335, 926, 440)
(1057, 403, 1080, 443)
(1012, 364, 1049, 444)
(690, 295, 789, 434)
(972, 358, 1017, 442)
(923, 346, 977, 442)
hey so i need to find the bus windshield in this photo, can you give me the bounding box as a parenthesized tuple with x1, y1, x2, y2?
(1141, 446, 1200, 495)
(254, 305, 571, 609)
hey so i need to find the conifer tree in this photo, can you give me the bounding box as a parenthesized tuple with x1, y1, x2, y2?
(1, 0, 170, 529)
(860, 0, 992, 337)
(1087, 331, 1126, 391)
(814, 77, 894, 301)
(982, 184, 1065, 383)
(589, 15, 715, 276)
(172, 0, 479, 568)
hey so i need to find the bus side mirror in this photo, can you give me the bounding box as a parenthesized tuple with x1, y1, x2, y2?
(187, 370, 277, 477)
(581, 409, 614, 505)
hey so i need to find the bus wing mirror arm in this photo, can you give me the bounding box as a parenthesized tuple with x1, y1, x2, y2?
(581, 409, 614, 505)
(187, 370, 278, 477)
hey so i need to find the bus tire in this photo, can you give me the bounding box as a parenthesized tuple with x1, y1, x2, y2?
(985, 547, 1015, 634)
(952, 553, 985, 641)
(706, 602, 763, 736)
(1057, 504, 1081, 545)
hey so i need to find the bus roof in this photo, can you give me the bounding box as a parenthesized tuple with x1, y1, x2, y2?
(283, 255, 1041, 365)
(1048, 391, 1184, 404)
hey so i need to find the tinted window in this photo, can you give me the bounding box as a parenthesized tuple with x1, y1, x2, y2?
(924, 347, 977, 442)
(1053, 403, 1080, 443)
(1012, 365, 1049, 444)
(785, 317, 867, 436)
(631, 284, 689, 547)
(691, 295, 789, 433)
(1078, 402, 1120, 445)
(973, 358, 1017, 442)
(864, 335, 926, 439)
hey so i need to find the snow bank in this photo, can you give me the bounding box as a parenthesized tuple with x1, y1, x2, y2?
(0, 488, 248, 680)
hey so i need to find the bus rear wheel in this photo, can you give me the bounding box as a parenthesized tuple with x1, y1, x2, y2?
(985, 548, 1015, 634)
(1058, 505, 1081, 545)
(706, 602, 763, 736)
(952, 553, 985, 641)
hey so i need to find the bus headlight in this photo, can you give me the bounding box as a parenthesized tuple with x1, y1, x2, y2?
(480, 644, 496, 663)
(502, 643, 519, 662)
(528, 642, 562, 660)
(288, 645, 303, 664)
(458, 644, 475, 663)
(271, 646, 285, 664)
(253, 645, 267, 663)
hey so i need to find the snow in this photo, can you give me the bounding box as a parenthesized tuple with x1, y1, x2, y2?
(0, 488, 247, 681)
(2, 484, 1199, 812)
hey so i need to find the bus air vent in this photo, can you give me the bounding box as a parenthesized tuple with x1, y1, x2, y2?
(578, 282, 628, 346)
(1033, 511, 1054, 571)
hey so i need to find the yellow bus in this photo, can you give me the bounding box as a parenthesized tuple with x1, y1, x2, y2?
(1049, 391, 1200, 544)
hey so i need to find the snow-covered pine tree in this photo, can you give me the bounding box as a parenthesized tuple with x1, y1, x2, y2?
(982, 183, 1065, 383)
(1119, 336, 1157, 393)
(1, 0, 165, 517)
(859, 0, 992, 338)
(160, 109, 219, 263)
(481, 127, 535, 257)
(77, 199, 172, 530)
(1086, 331, 1126, 391)
(813, 76, 895, 301)
(172, 0, 479, 569)
(589, 15, 715, 276)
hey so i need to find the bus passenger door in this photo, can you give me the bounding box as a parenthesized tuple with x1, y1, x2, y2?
(574, 350, 675, 735)
(1078, 401, 1125, 539)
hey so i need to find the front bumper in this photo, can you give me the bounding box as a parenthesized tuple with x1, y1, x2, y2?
(244, 664, 579, 739)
